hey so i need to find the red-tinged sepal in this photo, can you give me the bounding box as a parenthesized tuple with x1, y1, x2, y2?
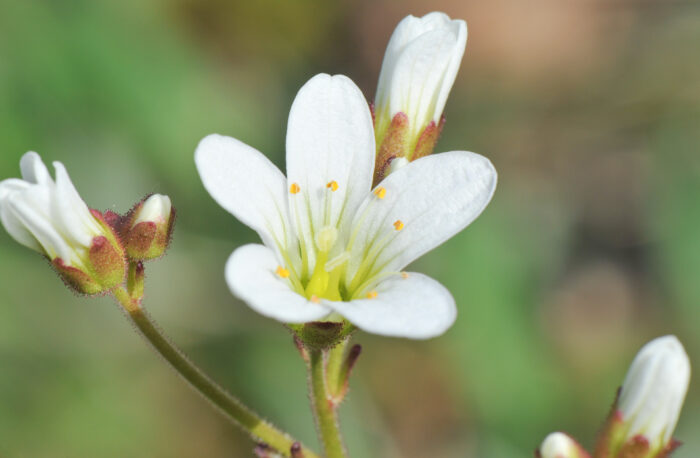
(122, 194, 175, 261)
(52, 257, 103, 295)
(595, 407, 626, 458)
(88, 235, 127, 289)
(411, 115, 445, 161)
(374, 112, 409, 186)
(656, 439, 682, 458)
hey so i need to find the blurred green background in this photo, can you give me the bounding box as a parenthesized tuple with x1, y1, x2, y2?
(0, 0, 699, 456)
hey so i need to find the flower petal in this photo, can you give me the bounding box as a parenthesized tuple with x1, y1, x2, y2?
(195, 134, 295, 258)
(323, 272, 456, 339)
(52, 161, 102, 247)
(347, 151, 496, 284)
(225, 244, 332, 323)
(7, 186, 74, 262)
(286, 74, 375, 266)
(19, 151, 53, 185)
(0, 178, 42, 251)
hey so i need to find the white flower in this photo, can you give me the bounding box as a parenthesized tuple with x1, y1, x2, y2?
(374, 12, 467, 157)
(617, 335, 690, 452)
(196, 73, 496, 339)
(0, 152, 125, 293)
(538, 432, 588, 458)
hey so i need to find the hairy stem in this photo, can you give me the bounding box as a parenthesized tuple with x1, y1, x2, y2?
(308, 348, 347, 458)
(111, 285, 318, 458)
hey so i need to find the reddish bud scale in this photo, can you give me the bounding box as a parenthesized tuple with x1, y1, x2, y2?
(411, 115, 445, 161)
(373, 112, 409, 186)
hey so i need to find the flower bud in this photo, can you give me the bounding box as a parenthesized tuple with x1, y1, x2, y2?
(0, 152, 126, 294)
(123, 194, 174, 261)
(537, 432, 590, 458)
(596, 335, 690, 458)
(373, 11, 466, 174)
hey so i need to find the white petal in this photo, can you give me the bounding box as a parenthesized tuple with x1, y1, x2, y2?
(195, 134, 295, 258)
(323, 272, 456, 339)
(347, 151, 496, 283)
(225, 244, 332, 323)
(7, 187, 74, 261)
(19, 151, 53, 185)
(286, 74, 375, 266)
(0, 179, 42, 251)
(52, 161, 102, 247)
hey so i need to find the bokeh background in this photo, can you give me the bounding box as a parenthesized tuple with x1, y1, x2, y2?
(0, 0, 699, 456)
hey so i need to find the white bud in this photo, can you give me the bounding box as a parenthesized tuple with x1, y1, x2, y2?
(374, 12, 467, 143)
(539, 432, 586, 458)
(618, 335, 690, 452)
(0, 152, 125, 293)
(132, 194, 172, 227)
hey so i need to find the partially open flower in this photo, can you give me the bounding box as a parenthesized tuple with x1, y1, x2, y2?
(373, 12, 467, 181)
(0, 152, 126, 294)
(123, 193, 174, 260)
(537, 432, 590, 458)
(196, 73, 496, 339)
(596, 335, 690, 458)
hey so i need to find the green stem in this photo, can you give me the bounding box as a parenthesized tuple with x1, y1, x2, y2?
(111, 285, 318, 458)
(325, 339, 348, 399)
(308, 348, 347, 458)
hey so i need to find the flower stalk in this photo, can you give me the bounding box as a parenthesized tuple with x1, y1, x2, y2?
(307, 347, 348, 458)
(111, 266, 318, 458)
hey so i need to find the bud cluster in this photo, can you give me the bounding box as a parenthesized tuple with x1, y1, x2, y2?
(0, 152, 175, 295)
(536, 336, 691, 458)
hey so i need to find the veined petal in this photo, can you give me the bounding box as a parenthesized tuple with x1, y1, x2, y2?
(0, 179, 42, 251)
(347, 151, 496, 284)
(286, 74, 375, 266)
(225, 244, 332, 323)
(323, 272, 456, 339)
(19, 151, 53, 185)
(52, 161, 102, 247)
(195, 134, 295, 259)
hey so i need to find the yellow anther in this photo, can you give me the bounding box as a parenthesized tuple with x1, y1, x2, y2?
(275, 266, 290, 278)
(289, 183, 300, 194)
(310, 295, 320, 304)
(401, 272, 409, 279)
(393, 220, 404, 231)
(373, 187, 387, 199)
(366, 290, 378, 299)
(326, 180, 339, 192)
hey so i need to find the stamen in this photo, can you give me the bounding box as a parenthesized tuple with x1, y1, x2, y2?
(310, 295, 320, 304)
(401, 272, 409, 279)
(275, 266, 290, 278)
(289, 183, 300, 194)
(373, 186, 387, 199)
(366, 290, 378, 299)
(326, 180, 339, 192)
(393, 220, 404, 231)
(325, 251, 350, 272)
